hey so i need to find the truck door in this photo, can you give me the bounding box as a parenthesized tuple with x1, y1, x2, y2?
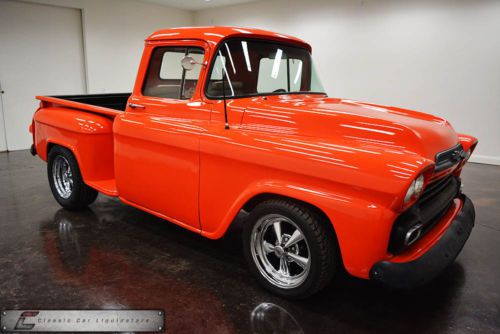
(114, 42, 211, 231)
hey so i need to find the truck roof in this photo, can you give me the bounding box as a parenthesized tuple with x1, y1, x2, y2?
(146, 26, 311, 51)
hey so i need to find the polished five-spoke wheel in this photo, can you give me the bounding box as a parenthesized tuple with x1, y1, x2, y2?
(251, 214, 311, 289)
(48, 146, 98, 210)
(52, 156, 73, 199)
(243, 199, 340, 299)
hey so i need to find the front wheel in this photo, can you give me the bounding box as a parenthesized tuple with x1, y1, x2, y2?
(243, 199, 340, 299)
(47, 146, 98, 210)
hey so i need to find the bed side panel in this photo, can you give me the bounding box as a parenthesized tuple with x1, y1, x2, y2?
(34, 107, 115, 184)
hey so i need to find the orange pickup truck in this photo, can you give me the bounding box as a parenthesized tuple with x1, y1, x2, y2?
(30, 26, 478, 298)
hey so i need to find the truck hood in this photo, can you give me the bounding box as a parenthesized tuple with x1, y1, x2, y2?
(238, 95, 459, 160)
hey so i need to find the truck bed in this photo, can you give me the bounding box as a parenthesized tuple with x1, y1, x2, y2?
(36, 93, 130, 117)
(33, 93, 129, 197)
(52, 93, 131, 111)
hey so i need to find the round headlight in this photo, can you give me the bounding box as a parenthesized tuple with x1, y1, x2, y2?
(414, 174, 424, 195)
(404, 174, 425, 204)
(404, 180, 416, 203)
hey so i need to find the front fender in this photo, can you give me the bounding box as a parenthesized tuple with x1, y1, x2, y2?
(200, 177, 397, 279)
(198, 128, 434, 278)
(457, 133, 478, 153)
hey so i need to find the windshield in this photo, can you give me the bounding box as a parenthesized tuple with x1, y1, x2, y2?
(206, 39, 326, 98)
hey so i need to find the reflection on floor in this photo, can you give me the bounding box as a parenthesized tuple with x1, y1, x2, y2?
(1, 151, 499, 333)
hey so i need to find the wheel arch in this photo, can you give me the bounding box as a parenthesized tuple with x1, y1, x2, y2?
(43, 135, 114, 186)
(202, 183, 343, 254)
(242, 193, 333, 233)
(241, 192, 343, 263)
(200, 179, 393, 279)
(202, 180, 344, 236)
(46, 140, 82, 170)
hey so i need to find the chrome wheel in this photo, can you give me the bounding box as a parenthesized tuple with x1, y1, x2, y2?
(52, 156, 73, 199)
(250, 214, 311, 289)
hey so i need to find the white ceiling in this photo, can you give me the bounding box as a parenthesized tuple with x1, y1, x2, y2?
(140, 0, 258, 11)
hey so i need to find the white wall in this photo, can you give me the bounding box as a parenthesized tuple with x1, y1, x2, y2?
(21, 0, 193, 93)
(195, 0, 500, 165)
(3, 0, 499, 164)
(0, 0, 87, 150)
(0, 0, 191, 151)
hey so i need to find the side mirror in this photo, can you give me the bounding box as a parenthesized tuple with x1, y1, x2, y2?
(181, 56, 204, 71)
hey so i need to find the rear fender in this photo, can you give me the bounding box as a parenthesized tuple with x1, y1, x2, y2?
(34, 107, 115, 183)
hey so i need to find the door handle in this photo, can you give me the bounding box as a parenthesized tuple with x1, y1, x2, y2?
(128, 103, 145, 109)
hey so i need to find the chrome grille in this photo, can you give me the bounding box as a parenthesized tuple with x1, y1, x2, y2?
(388, 175, 460, 254)
(435, 144, 465, 172)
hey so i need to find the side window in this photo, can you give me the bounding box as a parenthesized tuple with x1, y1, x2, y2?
(159, 50, 185, 81)
(183, 49, 204, 99)
(143, 46, 205, 99)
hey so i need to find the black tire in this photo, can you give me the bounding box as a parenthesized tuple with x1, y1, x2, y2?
(47, 146, 98, 210)
(243, 199, 340, 299)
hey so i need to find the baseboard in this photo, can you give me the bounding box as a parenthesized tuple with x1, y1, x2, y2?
(469, 154, 500, 166)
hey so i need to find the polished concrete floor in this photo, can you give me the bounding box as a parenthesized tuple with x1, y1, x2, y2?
(1, 150, 499, 334)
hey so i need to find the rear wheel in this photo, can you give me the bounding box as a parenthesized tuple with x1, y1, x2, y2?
(243, 199, 340, 299)
(48, 146, 98, 210)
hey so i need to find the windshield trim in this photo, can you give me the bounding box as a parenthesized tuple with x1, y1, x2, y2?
(203, 37, 326, 100)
